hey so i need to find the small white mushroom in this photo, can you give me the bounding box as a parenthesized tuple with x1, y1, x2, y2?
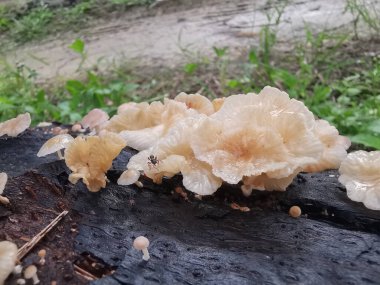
(117, 169, 142, 188)
(37, 134, 74, 159)
(24, 265, 39, 284)
(289, 206, 302, 218)
(0, 173, 9, 205)
(16, 278, 26, 285)
(133, 236, 150, 261)
(38, 249, 46, 265)
(12, 265, 23, 275)
(0, 241, 18, 285)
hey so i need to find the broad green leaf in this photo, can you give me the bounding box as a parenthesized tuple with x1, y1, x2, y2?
(350, 133, 380, 149)
(368, 119, 380, 134)
(69, 38, 85, 54)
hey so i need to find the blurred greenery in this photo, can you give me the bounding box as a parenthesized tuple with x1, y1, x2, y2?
(0, 1, 379, 149)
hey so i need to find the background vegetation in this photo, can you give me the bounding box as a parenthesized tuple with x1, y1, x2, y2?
(0, 0, 380, 149)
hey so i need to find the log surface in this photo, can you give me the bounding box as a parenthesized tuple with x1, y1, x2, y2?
(1, 129, 380, 285)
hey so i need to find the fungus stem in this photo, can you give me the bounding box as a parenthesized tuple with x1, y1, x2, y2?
(142, 248, 150, 261)
(57, 150, 64, 160)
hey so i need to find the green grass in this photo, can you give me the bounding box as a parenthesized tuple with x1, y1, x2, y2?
(0, 0, 153, 47)
(1, 33, 380, 149)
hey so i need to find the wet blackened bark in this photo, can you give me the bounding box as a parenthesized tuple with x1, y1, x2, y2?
(1, 129, 380, 284)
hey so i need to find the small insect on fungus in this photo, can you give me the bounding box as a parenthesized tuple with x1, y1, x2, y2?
(147, 155, 160, 170)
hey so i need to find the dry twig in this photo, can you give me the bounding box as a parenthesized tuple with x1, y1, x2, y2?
(17, 210, 68, 260)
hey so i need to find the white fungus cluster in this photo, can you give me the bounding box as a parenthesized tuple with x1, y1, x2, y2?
(115, 86, 350, 196)
(35, 86, 351, 196)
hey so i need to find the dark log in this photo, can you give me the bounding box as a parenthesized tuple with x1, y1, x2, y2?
(1, 129, 380, 284)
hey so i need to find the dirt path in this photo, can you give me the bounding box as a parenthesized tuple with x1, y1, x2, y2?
(3, 0, 374, 81)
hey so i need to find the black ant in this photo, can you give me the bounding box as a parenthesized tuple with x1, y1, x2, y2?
(147, 155, 160, 170)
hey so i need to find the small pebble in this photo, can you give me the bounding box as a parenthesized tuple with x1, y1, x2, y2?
(289, 206, 302, 218)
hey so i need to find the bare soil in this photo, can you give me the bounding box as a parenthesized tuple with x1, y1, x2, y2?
(4, 0, 377, 82)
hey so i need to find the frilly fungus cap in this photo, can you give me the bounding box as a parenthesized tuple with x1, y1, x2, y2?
(0, 113, 31, 137)
(191, 86, 323, 188)
(65, 131, 126, 192)
(304, 119, 350, 172)
(118, 99, 198, 151)
(127, 115, 223, 195)
(37, 134, 74, 157)
(104, 101, 164, 133)
(339, 151, 380, 210)
(81, 108, 109, 131)
(174, 92, 214, 115)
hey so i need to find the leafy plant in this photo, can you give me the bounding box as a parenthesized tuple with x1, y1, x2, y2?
(10, 6, 54, 43)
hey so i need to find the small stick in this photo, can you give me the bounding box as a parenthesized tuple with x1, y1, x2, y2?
(73, 264, 97, 281)
(17, 210, 68, 260)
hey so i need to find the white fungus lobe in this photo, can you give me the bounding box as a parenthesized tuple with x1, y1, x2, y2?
(0, 241, 18, 285)
(117, 169, 141, 186)
(339, 151, 380, 210)
(0, 173, 9, 205)
(0, 113, 31, 137)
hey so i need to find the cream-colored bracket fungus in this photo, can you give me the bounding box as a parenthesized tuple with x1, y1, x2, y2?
(0, 241, 18, 285)
(65, 131, 126, 192)
(81, 108, 109, 133)
(24, 265, 39, 284)
(0, 113, 31, 138)
(133, 236, 150, 261)
(0, 173, 9, 205)
(37, 134, 74, 159)
(339, 151, 380, 210)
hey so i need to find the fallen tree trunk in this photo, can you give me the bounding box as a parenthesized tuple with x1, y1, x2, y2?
(1, 129, 380, 284)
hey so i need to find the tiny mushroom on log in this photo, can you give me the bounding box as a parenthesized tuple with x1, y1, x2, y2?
(133, 236, 150, 261)
(38, 249, 46, 265)
(289, 206, 302, 218)
(0, 113, 31, 137)
(24, 265, 39, 284)
(0, 173, 9, 205)
(0, 241, 18, 285)
(37, 134, 74, 159)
